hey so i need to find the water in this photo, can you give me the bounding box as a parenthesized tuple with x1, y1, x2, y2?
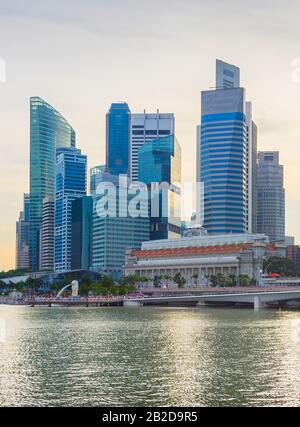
(0, 305, 300, 407)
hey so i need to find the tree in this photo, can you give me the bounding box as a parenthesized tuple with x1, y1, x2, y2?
(263, 257, 296, 277)
(173, 273, 186, 288)
(153, 275, 162, 288)
(81, 272, 92, 286)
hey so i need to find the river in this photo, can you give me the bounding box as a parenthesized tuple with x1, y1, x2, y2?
(0, 305, 300, 406)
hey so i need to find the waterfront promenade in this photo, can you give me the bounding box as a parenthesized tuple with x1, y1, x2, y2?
(2, 286, 300, 308)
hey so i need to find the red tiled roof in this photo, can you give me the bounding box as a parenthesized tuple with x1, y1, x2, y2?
(132, 243, 256, 258)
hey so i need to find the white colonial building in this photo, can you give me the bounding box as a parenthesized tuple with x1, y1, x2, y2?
(124, 233, 286, 285)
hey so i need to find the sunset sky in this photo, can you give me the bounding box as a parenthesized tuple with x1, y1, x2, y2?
(1, 0, 300, 270)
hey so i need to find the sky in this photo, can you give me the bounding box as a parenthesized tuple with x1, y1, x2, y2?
(1, 0, 300, 270)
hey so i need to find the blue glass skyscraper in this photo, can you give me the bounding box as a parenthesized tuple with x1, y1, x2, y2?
(198, 62, 247, 234)
(138, 135, 181, 240)
(106, 103, 131, 176)
(55, 147, 87, 272)
(29, 97, 75, 270)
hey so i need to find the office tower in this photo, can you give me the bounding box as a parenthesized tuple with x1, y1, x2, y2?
(246, 102, 258, 233)
(71, 196, 93, 271)
(106, 103, 131, 176)
(90, 165, 106, 194)
(138, 135, 181, 240)
(55, 147, 87, 273)
(257, 151, 285, 242)
(199, 61, 247, 234)
(15, 193, 30, 269)
(216, 59, 240, 89)
(92, 174, 150, 278)
(29, 97, 75, 270)
(130, 111, 175, 182)
(39, 197, 55, 271)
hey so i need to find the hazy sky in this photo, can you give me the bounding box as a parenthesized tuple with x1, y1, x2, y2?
(1, 0, 300, 270)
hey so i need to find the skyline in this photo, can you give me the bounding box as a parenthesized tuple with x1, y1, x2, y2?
(1, 0, 300, 269)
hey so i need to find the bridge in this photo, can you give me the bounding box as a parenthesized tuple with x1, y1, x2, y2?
(123, 288, 300, 309)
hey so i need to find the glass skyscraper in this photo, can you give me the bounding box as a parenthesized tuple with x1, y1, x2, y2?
(257, 151, 285, 242)
(106, 103, 131, 176)
(71, 196, 93, 271)
(199, 84, 247, 234)
(138, 135, 182, 240)
(55, 147, 87, 273)
(16, 193, 30, 269)
(92, 174, 150, 278)
(29, 97, 76, 270)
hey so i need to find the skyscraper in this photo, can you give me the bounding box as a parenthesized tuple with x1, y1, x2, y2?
(71, 196, 93, 271)
(106, 103, 131, 176)
(39, 197, 55, 271)
(257, 151, 285, 242)
(130, 111, 174, 182)
(138, 135, 182, 240)
(199, 85, 247, 234)
(92, 174, 150, 278)
(29, 97, 75, 270)
(216, 59, 240, 89)
(246, 102, 258, 233)
(89, 165, 106, 194)
(15, 193, 30, 269)
(55, 147, 87, 272)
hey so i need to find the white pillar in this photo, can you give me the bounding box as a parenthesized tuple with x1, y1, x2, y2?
(254, 296, 265, 310)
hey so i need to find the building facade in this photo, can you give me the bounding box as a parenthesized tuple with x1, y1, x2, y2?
(257, 151, 285, 242)
(216, 59, 240, 89)
(106, 103, 131, 176)
(92, 176, 150, 278)
(138, 134, 182, 240)
(39, 197, 55, 271)
(89, 165, 106, 194)
(130, 111, 174, 182)
(71, 196, 93, 271)
(125, 233, 286, 285)
(246, 102, 258, 233)
(15, 193, 30, 269)
(199, 85, 247, 234)
(55, 147, 87, 273)
(29, 97, 76, 270)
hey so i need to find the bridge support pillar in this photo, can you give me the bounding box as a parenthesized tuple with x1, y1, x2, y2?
(254, 296, 265, 310)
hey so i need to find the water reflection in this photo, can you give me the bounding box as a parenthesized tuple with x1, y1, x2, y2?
(0, 305, 299, 406)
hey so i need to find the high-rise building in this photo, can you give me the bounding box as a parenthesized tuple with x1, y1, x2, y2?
(39, 197, 55, 271)
(55, 147, 87, 273)
(138, 135, 181, 240)
(130, 111, 174, 182)
(257, 151, 285, 242)
(199, 84, 247, 234)
(90, 165, 106, 194)
(246, 102, 258, 233)
(15, 193, 30, 269)
(216, 59, 240, 89)
(106, 103, 131, 176)
(71, 196, 93, 271)
(92, 174, 150, 278)
(29, 97, 75, 270)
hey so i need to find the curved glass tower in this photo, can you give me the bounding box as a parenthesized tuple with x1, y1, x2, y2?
(29, 97, 76, 270)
